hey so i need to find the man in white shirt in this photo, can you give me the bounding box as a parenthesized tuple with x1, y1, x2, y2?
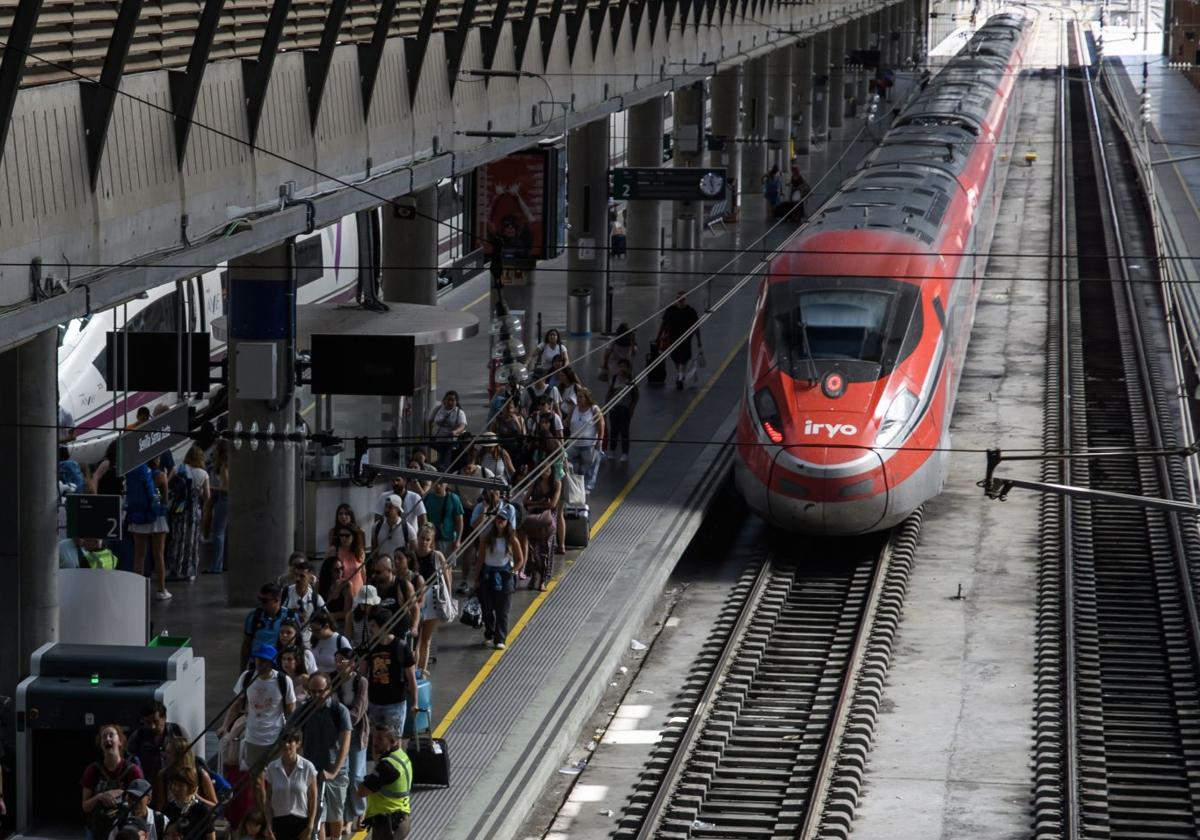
(222, 644, 296, 772)
(372, 495, 416, 560)
(374, 476, 427, 531)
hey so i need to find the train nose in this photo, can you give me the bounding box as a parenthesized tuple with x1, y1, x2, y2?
(766, 446, 890, 534)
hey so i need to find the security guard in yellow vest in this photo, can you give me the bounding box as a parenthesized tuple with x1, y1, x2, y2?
(358, 723, 413, 839)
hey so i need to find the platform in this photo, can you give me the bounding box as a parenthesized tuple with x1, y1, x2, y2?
(150, 70, 919, 840)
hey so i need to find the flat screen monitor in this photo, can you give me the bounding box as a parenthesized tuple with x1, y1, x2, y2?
(104, 332, 210, 392)
(310, 333, 416, 396)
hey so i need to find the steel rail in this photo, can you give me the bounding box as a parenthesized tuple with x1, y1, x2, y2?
(631, 555, 776, 840)
(1080, 62, 1200, 687)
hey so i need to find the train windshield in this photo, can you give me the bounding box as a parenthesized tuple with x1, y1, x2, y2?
(764, 277, 923, 382)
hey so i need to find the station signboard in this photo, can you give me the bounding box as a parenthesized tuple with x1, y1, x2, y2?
(117, 403, 188, 474)
(610, 167, 728, 201)
(65, 494, 123, 540)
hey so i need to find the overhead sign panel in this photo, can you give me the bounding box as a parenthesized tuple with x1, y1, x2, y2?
(610, 167, 728, 201)
(475, 148, 564, 268)
(117, 403, 189, 474)
(65, 494, 123, 540)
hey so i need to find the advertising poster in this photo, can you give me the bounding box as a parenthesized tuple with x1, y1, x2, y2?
(476, 150, 550, 266)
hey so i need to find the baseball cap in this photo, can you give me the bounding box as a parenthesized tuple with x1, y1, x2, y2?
(251, 643, 278, 662)
(494, 505, 515, 524)
(354, 584, 382, 607)
(384, 494, 404, 510)
(125, 778, 153, 798)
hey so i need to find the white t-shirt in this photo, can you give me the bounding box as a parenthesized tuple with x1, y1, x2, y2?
(568, 405, 601, 449)
(430, 405, 467, 440)
(523, 383, 562, 414)
(373, 516, 415, 559)
(283, 585, 326, 629)
(234, 669, 296, 746)
(535, 342, 565, 369)
(375, 489, 426, 530)
(311, 631, 352, 673)
(265, 756, 318, 820)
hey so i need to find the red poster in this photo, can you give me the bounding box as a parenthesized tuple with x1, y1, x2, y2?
(476, 151, 548, 264)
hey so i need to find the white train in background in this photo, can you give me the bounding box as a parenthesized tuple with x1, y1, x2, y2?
(58, 214, 365, 466)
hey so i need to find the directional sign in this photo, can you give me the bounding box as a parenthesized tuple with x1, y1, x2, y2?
(66, 494, 123, 540)
(610, 167, 728, 202)
(117, 403, 189, 474)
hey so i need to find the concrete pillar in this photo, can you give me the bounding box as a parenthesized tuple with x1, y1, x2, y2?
(793, 38, 813, 154)
(567, 118, 610, 334)
(828, 24, 847, 130)
(811, 31, 831, 143)
(671, 82, 705, 257)
(625, 95, 664, 286)
(381, 186, 437, 306)
(0, 329, 58, 695)
(767, 45, 792, 170)
(710, 66, 742, 214)
(856, 15, 872, 107)
(227, 241, 297, 605)
(741, 56, 769, 215)
(884, 3, 898, 67)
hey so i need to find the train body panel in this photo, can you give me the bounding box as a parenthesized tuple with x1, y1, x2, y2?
(735, 12, 1030, 533)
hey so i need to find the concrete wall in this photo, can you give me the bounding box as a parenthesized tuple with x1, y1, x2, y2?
(0, 1, 904, 351)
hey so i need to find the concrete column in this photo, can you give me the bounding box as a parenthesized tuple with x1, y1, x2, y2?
(671, 81, 705, 257)
(741, 56, 769, 215)
(828, 24, 847, 129)
(710, 66, 742, 214)
(767, 45, 792, 170)
(811, 31, 831, 143)
(625, 96, 664, 286)
(0, 329, 58, 695)
(793, 38, 813, 154)
(381, 186, 438, 306)
(884, 3, 898, 67)
(227, 241, 297, 605)
(856, 15, 872, 107)
(567, 118, 610, 334)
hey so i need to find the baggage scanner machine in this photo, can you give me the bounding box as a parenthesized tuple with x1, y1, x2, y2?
(13, 643, 205, 838)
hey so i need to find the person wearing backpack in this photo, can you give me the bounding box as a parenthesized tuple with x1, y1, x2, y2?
(240, 583, 299, 667)
(221, 645, 295, 774)
(81, 723, 145, 839)
(165, 447, 209, 583)
(295, 673, 352, 840)
(126, 457, 172, 600)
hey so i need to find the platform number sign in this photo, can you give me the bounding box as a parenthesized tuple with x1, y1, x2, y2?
(610, 167, 728, 201)
(66, 494, 123, 540)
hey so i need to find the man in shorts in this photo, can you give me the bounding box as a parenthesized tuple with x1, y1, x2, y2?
(296, 673, 352, 840)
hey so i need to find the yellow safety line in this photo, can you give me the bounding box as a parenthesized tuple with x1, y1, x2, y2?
(432, 333, 746, 738)
(462, 290, 489, 311)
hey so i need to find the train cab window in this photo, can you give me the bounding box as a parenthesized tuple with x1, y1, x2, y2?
(125, 292, 178, 333)
(295, 236, 324, 286)
(764, 277, 922, 383)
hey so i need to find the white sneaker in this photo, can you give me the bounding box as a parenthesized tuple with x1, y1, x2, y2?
(495, 642, 507, 651)
(619, 453, 628, 463)
(154, 590, 173, 601)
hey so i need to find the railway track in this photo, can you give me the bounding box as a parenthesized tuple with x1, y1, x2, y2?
(1034, 26, 1200, 839)
(614, 516, 922, 840)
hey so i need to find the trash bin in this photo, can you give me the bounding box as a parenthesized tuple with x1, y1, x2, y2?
(568, 287, 592, 337)
(674, 213, 697, 252)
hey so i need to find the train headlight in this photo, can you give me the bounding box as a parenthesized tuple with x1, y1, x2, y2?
(875, 388, 918, 448)
(753, 388, 785, 444)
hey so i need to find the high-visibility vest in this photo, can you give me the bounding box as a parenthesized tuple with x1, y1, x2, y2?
(83, 548, 118, 570)
(363, 747, 412, 818)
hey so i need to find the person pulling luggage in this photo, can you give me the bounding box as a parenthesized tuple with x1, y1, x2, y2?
(358, 723, 413, 839)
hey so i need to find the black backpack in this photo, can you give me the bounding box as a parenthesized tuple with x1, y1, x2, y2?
(167, 465, 193, 517)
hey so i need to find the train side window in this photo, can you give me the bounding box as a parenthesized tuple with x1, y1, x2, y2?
(126, 292, 178, 333)
(295, 236, 324, 286)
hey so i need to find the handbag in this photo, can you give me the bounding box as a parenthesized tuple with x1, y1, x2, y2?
(562, 466, 586, 506)
(459, 596, 483, 628)
(433, 577, 459, 623)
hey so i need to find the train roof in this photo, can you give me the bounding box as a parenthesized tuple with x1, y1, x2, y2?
(803, 13, 1028, 248)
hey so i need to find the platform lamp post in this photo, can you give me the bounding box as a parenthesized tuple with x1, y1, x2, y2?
(487, 249, 529, 398)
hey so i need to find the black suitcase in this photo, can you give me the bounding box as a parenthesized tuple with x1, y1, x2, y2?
(646, 346, 667, 385)
(407, 731, 450, 787)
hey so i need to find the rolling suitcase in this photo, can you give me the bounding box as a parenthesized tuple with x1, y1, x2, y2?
(403, 672, 433, 737)
(407, 730, 450, 787)
(565, 504, 590, 548)
(646, 346, 667, 385)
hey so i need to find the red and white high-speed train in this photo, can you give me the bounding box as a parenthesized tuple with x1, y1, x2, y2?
(735, 13, 1031, 534)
